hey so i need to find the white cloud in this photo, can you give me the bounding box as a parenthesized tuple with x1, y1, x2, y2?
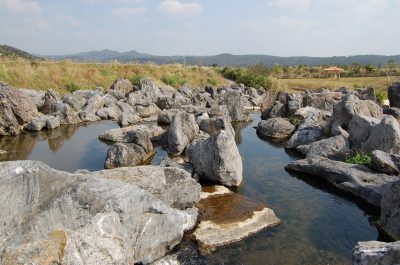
(158, 0, 203, 16)
(54, 15, 80, 27)
(270, 0, 311, 11)
(111, 7, 146, 16)
(0, 0, 42, 14)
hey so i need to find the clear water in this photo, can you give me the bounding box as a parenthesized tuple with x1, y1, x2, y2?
(0, 115, 382, 264)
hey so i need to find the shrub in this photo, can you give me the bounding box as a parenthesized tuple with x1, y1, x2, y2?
(207, 78, 217, 86)
(289, 116, 303, 127)
(375, 90, 388, 105)
(129, 74, 145, 86)
(161, 74, 187, 87)
(346, 152, 371, 166)
(66, 82, 79, 93)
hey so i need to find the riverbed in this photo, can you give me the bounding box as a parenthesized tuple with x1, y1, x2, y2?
(0, 114, 383, 264)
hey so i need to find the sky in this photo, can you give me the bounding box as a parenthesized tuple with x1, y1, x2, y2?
(0, 0, 400, 56)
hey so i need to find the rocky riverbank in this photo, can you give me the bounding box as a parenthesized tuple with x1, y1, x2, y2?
(259, 83, 400, 264)
(1, 78, 400, 264)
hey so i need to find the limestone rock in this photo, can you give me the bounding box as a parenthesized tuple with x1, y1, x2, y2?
(388, 82, 400, 108)
(348, 114, 380, 148)
(165, 112, 199, 155)
(285, 156, 398, 207)
(104, 130, 155, 168)
(0, 95, 21, 135)
(286, 115, 327, 149)
(135, 103, 161, 118)
(63, 93, 86, 112)
(379, 181, 400, 240)
(0, 160, 191, 265)
(256, 118, 295, 140)
(89, 166, 201, 210)
(370, 150, 400, 175)
(79, 95, 104, 122)
(286, 93, 303, 117)
(157, 109, 180, 125)
(116, 102, 142, 126)
(99, 124, 165, 142)
(306, 135, 350, 159)
(187, 130, 243, 187)
(199, 117, 235, 137)
(110, 78, 133, 96)
(362, 115, 400, 154)
(353, 241, 400, 265)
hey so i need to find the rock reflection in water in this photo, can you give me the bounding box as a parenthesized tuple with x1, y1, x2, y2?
(0, 121, 119, 172)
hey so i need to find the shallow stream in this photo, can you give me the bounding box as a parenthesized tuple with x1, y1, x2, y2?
(0, 115, 383, 264)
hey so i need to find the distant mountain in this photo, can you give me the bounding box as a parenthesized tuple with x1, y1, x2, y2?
(3, 44, 399, 67)
(0, 45, 42, 60)
(44, 49, 400, 67)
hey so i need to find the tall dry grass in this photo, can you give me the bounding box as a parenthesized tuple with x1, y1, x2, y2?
(0, 58, 227, 95)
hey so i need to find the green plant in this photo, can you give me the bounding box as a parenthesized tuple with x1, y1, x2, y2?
(65, 82, 79, 93)
(346, 152, 371, 166)
(354, 83, 363, 89)
(207, 78, 217, 86)
(289, 116, 303, 127)
(129, 74, 145, 86)
(161, 74, 187, 87)
(375, 90, 388, 105)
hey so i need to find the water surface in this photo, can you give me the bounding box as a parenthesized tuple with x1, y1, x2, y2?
(0, 115, 382, 264)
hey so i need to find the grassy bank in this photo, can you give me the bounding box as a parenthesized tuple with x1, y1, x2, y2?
(0, 58, 227, 95)
(280, 76, 398, 92)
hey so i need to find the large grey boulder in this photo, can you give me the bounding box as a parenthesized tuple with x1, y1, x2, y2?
(306, 135, 350, 159)
(105, 130, 155, 169)
(0, 160, 193, 265)
(19, 88, 45, 109)
(79, 95, 104, 122)
(388, 82, 400, 108)
(285, 156, 398, 207)
(379, 181, 400, 240)
(261, 101, 286, 120)
(353, 241, 400, 265)
(89, 166, 201, 210)
(165, 112, 199, 155)
(286, 113, 328, 149)
(116, 102, 142, 126)
(63, 93, 86, 112)
(135, 103, 161, 118)
(220, 91, 252, 122)
(99, 124, 165, 142)
(42, 89, 61, 115)
(362, 115, 400, 154)
(256, 118, 295, 140)
(157, 109, 180, 125)
(0, 82, 39, 123)
(25, 115, 60, 131)
(96, 107, 118, 120)
(348, 114, 380, 148)
(187, 130, 243, 187)
(330, 94, 383, 136)
(303, 90, 342, 112)
(110, 78, 133, 97)
(199, 117, 235, 137)
(370, 150, 400, 175)
(138, 78, 160, 102)
(55, 103, 81, 125)
(0, 95, 21, 135)
(286, 93, 303, 117)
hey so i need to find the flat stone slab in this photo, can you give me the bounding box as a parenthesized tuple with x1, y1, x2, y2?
(192, 186, 281, 252)
(99, 123, 165, 142)
(285, 156, 399, 207)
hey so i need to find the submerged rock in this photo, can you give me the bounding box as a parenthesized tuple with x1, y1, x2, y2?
(193, 186, 280, 252)
(256, 118, 295, 140)
(0, 160, 192, 264)
(285, 156, 398, 207)
(353, 241, 400, 265)
(187, 130, 243, 187)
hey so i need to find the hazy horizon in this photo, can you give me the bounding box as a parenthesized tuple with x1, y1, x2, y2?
(1, 0, 400, 57)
